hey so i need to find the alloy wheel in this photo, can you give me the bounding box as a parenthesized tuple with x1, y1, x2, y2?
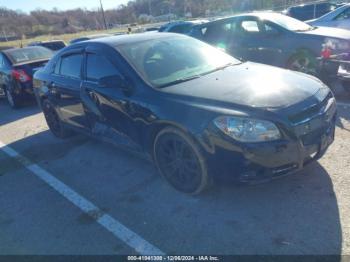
(288, 55, 317, 75)
(155, 133, 203, 194)
(43, 101, 62, 137)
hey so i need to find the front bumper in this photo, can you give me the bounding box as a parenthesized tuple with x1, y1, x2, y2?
(204, 101, 337, 183)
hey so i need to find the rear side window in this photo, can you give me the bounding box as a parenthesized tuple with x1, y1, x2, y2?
(86, 54, 120, 81)
(241, 20, 260, 33)
(60, 54, 82, 79)
(202, 20, 236, 45)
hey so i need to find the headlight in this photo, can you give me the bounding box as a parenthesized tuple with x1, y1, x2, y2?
(314, 87, 330, 103)
(214, 116, 281, 142)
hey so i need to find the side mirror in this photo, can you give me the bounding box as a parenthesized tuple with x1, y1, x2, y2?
(98, 75, 132, 93)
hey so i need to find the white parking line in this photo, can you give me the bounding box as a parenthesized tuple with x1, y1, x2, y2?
(0, 140, 165, 255)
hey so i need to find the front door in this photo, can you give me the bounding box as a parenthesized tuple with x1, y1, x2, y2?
(81, 50, 141, 150)
(232, 18, 285, 67)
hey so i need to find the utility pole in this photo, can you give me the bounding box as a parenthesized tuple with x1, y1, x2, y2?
(148, 0, 152, 16)
(99, 0, 108, 30)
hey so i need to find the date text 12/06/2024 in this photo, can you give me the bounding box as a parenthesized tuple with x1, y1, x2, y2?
(127, 256, 220, 261)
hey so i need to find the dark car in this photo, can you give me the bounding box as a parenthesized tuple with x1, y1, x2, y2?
(0, 46, 53, 108)
(69, 34, 112, 44)
(27, 40, 66, 52)
(283, 1, 340, 21)
(306, 4, 350, 30)
(33, 33, 336, 194)
(190, 12, 350, 81)
(159, 20, 208, 35)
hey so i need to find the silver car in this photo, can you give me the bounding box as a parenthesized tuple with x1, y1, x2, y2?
(307, 4, 350, 30)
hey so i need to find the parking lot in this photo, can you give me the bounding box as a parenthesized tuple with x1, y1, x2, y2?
(0, 82, 349, 256)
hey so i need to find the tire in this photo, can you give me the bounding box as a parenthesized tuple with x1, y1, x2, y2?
(287, 52, 318, 76)
(5, 88, 20, 108)
(153, 127, 211, 195)
(42, 99, 73, 138)
(342, 80, 350, 92)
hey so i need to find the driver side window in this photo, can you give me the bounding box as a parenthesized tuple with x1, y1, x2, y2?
(86, 54, 121, 81)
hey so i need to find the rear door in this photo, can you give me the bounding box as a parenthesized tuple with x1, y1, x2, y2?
(50, 51, 88, 130)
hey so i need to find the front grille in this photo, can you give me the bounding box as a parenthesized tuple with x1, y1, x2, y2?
(288, 91, 333, 125)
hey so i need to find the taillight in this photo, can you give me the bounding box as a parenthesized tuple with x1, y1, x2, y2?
(11, 69, 31, 83)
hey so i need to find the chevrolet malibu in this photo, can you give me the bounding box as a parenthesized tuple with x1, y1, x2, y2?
(33, 33, 336, 194)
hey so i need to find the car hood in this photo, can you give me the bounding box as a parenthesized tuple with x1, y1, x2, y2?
(300, 26, 350, 40)
(162, 62, 323, 109)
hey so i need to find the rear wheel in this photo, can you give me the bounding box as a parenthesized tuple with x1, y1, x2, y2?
(42, 99, 73, 138)
(153, 127, 211, 195)
(5, 88, 20, 108)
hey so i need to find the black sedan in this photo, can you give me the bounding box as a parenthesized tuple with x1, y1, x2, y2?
(33, 33, 336, 194)
(0, 46, 53, 108)
(190, 13, 350, 82)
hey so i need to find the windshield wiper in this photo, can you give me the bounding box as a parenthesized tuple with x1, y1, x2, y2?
(158, 75, 201, 88)
(203, 62, 238, 75)
(158, 62, 240, 88)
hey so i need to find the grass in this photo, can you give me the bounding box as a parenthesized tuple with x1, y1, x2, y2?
(0, 28, 129, 48)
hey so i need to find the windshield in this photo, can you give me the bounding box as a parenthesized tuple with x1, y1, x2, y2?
(118, 36, 240, 88)
(5, 46, 53, 64)
(41, 42, 66, 51)
(262, 13, 314, 31)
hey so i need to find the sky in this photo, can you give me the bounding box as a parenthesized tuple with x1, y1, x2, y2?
(0, 0, 129, 12)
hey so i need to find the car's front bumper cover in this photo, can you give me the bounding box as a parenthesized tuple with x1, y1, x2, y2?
(202, 100, 337, 183)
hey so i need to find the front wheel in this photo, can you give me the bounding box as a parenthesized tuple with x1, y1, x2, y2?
(42, 100, 73, 138)
(287, 52, 318, 76)
(153, 127, 211, 195)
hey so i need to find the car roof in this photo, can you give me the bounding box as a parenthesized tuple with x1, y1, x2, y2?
(201, 12, 285, 24)
(289, 1, 331, 8)
(83, 32, 184, 47)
